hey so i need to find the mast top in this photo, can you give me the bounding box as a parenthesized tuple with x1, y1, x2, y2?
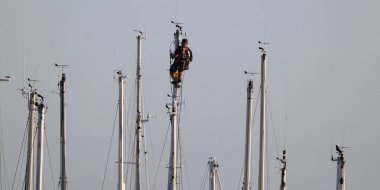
(171, 20, 183, 30)
(27, 78, 39, 91)
(134, 30, 147, 39)
(244, 70, 259, 77)
(258, 41, 269, 53)
(335, 145, 347, 157)
(55, 63, 69, 74)
(115, 70, 127, 80)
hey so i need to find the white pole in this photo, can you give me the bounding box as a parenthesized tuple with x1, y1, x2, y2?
(59, 73, 67, 190)
(118, 72, 125, 190)
(167, 86, 179, 190)
(25, 91, 36, 190)
(332, 146, 346, 190)
(35, 103, 46, 190)
(135, 33, 144, 190)
(167, 26, 181, 190)
(208, 157, 219, 190)
(258, 51, 267, 190)
(243, 79, 254, 190)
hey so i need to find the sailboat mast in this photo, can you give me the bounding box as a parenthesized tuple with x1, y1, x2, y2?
(243, 79, 254, 190)
(135, 32, 145, 190)
(332, 146, 346, 190)
(167, 25, 181, 190)
(117, 71, 125, 190)
(208, 157, 219, 190)
(35, 102, 46, 190)
(258, 49, 267, 190)
(25, 91, 36, 190)
(59, 73, 67, 190)
(278, 150, 287, 190)
(167, 66, 180, 190)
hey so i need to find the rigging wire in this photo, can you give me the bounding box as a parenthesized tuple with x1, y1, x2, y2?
(140, 73, 152, 190)
(266, 136, 270, 190)
(125, 75, 136, 153)
(237, 86, 261, 190)
(44, 127, 57, 190)
(237, 162, 244, 190)
(266, 90, 280, 157)
(329, 123, 333, 157)
(200, 163, 208, 190)
(284, 84, 288, 151)
(126, 134, 137, 189)
(101, 103, 119, 190)
(17, 139, 27, 190)
(152, 121, 170, 190)
(266, 87, 281, 190)
(147, 121, 157, 185)
(216, 169, 223, 190)
(11, 117, 29, 190)
(0, 109, 10, 189)
(177, 129, 191, 190)
(141, 124, 151, 190)
(141, 122, 152, 190)
(142, 82, 157, 190)
(124, 75, 136, 189)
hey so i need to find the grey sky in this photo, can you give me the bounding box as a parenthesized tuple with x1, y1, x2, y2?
(0, 0, 379, 189)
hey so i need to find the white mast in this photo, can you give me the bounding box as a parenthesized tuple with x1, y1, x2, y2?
(258, 47, 267, 190)
(332, 145, 346, 190)
(278, 150, 287, 190)
(25, 90, 36, 190)
(167, 23, 182, 190)
(135, 31, 145, 190)
(243, 79, 254, 190)
(35, 101, 46, 190)
(117, 71, 125, 190)
(59, 72, 67, 190)
(208, 157, 219, 190)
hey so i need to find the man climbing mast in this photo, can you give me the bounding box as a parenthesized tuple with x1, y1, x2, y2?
(170, 38, 193, 85)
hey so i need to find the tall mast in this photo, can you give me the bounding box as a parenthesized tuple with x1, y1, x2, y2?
(167, 23, 181, 190)
(56, 63, 69, 190)
(243, 79, 254, 190)
(278, 150, 287, 190)
(332, 145, 346, 190)
(35, 101, 46, 190)
(208, 157, 219, 190)
(59, 73, 67, 190)
(135, 31, 145, 190)
(258, 48, 267, 190)
(25, 90, 36, 190)
(117, 71, 125, 190)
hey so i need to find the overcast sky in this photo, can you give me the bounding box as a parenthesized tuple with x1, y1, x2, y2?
(1, 0, 379, 189)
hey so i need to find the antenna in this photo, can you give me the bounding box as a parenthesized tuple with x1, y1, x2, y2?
(171, 20, 183, 31)
(284, 82, 288, 150)
(55, 63, 69, 73)
(134, 29, 147, 40)
(258, 41, 270, 53)
(115, 70, 127, 79)
(23, 45, 26, 88)
(134, 29, 143, 35)
(258, 41, 270, 45)
(27, 77, 39, 89)
(244, 70, 259, 76)
(0, 75, 12, 82)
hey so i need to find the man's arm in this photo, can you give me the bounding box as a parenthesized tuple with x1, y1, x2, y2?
(188, 48, 193, 62)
